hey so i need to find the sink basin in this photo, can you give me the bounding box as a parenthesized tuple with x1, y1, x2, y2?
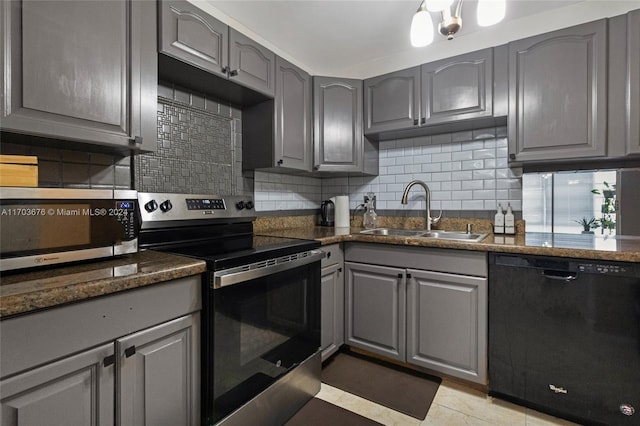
(420, 231, 488, 242)
(359, 228, 426, 237)
(359, 228, 487, 242)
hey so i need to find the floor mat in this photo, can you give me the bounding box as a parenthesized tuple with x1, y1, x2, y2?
(284, 398, 383, 426)
(321, 351, 441, 420)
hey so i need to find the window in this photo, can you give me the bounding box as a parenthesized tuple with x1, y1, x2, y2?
(522, 170, 616, 235)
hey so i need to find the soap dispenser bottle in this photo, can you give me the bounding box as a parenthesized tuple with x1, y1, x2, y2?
(494, 203, 505, 234)
(363, 192, 377, 229)
(504, 202, 515, 234)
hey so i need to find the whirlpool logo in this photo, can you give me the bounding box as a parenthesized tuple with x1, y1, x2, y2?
(34, 256, 59, 264)
(548, 384, 568, 394)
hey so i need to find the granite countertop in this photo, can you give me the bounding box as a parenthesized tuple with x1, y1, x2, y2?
(257, 227, 640, 263)
(0, 251, 206, 318)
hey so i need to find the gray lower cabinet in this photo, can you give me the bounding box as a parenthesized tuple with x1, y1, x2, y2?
(1, 0, 157, 152)
(0, 343, 115, 426)
(0, 276, 201, 426)
(320, 243, 345, 361)
(243, 56, 312, 172)
(313, 77, 378, 175)
(345, 262, 406, 361)
(344, 243, 487, 384)
(508, 19, 607, 163)
(118, 314, 200, 426)
(406, 269, 487, 384)
(159, 1, 275, 97)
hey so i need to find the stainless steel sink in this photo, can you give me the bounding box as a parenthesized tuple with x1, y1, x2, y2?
(359, 228, 487, 242)
(359, 228, 427, 237)
(420, 231, 488, 242)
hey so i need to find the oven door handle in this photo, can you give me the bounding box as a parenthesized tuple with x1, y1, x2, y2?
(212, 249, 325, 288)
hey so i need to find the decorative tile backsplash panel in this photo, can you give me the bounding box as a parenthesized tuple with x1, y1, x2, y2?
(135, 86, 250, 195)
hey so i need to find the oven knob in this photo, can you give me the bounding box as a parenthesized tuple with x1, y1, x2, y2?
(236, 201, 245, 210)
(159, 200, 173, 213)
(144, 200, 158, 212)
(245, 201, 254, 210)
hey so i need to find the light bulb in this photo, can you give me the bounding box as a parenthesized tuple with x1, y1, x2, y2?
(425, 0, 453, 13)
(477, 0, 506, 27)
(410, 7, 434, 47)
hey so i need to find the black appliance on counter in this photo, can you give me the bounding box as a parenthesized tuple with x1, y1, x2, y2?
(137, 192, 323, 426)
(320, 199, 334, 226)
(489, 252, 640, 425)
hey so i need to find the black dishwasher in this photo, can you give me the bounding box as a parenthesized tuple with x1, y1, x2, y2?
(488, 253, 640, 426)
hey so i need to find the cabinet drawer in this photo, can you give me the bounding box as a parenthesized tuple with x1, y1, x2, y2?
(320, 243, 343, 268)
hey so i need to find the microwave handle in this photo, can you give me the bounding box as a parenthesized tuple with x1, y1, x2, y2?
(212, 249, 325, 289)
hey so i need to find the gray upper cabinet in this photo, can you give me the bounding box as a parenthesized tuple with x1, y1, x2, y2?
(609, 10, 640, 157)
(229, 28, 276, 97)
(629, 10, 640, 155)
(364, 66, 421, 134)
(159, 0, 275, 97)
(313, 77, 378, 175)
(363, 47, 506, 139)
(242, 56, 312, 172)
(159, 0, 229, 78)
(275, 57, 312, 171)
(421, 48, 494, 126)
(508, 19, 608, 164)
(1, 0, 157, 152)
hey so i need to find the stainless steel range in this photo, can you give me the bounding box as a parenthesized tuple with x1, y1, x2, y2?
(137, 192, 323, 426)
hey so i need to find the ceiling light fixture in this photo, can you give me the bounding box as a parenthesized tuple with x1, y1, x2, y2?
(410, 0, 506, 47)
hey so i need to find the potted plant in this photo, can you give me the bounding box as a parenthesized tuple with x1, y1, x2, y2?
(574, 216, 598, 234)
(591, 181, 616, 234)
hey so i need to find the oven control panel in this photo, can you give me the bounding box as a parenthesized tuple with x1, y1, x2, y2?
(138, 192, 255, 226)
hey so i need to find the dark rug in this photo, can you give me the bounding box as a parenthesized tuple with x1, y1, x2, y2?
(321, 351, 442, 420)
(285, 398, 383, 426)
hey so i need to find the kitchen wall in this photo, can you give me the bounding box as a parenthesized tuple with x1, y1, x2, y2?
(254, 126, 522, 218)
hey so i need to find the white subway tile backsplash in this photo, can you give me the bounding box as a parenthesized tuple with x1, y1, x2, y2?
(254, 126, 520, 213)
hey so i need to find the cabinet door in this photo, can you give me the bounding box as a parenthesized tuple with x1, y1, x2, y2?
(364, 67, 421, 134)
(406, 269, 487, 384)
(627, 10, 640, 154)
(421, 49, 493, 126)
(118, 313, 200, 426)
(508, 20, 607, 163)
(275, 57, 312, 171)
(0, 343, 114, 426)
(229, 28, 276, 97)
(344, 262, 405, 361)
(159, 0, 228, 78)
(1, 0, 156, 151)
(313, 77, 364, 172)
(321, 263, 344, 361)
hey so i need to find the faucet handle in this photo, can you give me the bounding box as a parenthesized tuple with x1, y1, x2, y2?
(430, 209, 443, 224)
(466, 223, 473, 234)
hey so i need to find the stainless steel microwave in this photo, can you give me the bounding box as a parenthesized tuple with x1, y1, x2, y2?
(0, 188, 138, 272)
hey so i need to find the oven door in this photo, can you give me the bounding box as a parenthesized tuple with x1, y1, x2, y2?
(203, 250, 323, 424)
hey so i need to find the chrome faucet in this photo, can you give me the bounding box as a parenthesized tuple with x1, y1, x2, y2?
(401, 180, 442, 231)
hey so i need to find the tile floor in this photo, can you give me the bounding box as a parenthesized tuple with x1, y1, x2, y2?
(316, 380, 580, 426)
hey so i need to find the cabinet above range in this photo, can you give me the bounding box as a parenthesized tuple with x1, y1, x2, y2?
(158, 0, 276, 107)
(363, 46, 508, 141)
